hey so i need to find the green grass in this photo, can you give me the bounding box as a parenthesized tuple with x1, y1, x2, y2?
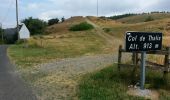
(78, 65, 170, 100)
(69, 22, 94, 31)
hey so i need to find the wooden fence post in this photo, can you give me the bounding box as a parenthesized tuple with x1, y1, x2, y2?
(132, 52, 138, 65)
(131, 52, 139, 84)
(163, 47, 170, 84)
(118, 45, 122, 71)
(132, 52, 135, 64)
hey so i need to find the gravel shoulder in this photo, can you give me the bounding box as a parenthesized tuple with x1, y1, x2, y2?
(33, 53, 130, 99)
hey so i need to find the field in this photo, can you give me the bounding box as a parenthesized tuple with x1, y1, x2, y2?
(8, 13, 170, 99)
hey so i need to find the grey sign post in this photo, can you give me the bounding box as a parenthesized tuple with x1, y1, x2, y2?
(125, 32, 162, 90)
(140, 52, 146, 90)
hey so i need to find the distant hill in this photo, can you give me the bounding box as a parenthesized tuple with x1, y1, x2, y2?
(116, 13, 170, 24)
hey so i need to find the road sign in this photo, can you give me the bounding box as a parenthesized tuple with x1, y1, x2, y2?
(125, 32, 162, 52)
(125, 31, 163, 90)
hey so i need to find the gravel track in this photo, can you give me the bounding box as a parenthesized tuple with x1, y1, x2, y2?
(40, 54, 117, 74)
(35, 53, 130, 99)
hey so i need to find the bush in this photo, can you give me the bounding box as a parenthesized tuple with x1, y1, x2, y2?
(145, 16, 154, 22)
(22, 17, 47, 35)
(48, 18, 59, 26)
(69, 22, 94, 31)
(103, 28, 111, 33)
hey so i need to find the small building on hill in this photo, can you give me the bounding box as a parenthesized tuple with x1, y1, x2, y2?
(19, 23, 30, 39)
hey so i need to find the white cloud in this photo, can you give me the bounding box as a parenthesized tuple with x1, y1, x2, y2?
(39, 10, 64, 21)
(1, 0, 170, 28)
(27, 3, 39, 10)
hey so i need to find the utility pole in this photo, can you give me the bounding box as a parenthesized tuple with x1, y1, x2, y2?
(97, 0, 98, 17)
(16, 0, 19, 39)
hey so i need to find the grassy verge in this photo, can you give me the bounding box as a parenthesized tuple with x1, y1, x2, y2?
(8, 30, 108, 68)
(78, 65, 170, 100)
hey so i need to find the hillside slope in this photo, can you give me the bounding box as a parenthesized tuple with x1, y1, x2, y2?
(117, 13, 170, 24)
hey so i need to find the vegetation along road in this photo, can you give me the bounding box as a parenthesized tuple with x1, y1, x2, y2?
(0, 45, 37, 100)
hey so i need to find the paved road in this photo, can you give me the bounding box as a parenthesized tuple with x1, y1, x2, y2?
(0, 45, 36, 100)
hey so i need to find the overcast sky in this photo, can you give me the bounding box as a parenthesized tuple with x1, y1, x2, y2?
(0, 0, 170, 28)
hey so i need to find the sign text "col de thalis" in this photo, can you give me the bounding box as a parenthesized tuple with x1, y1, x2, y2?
(125, 32, 162, 52)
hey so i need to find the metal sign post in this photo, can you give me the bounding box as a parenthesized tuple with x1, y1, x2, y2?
(140, 52, 146, 90)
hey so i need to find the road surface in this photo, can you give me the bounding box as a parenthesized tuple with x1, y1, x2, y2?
(0, 45, 36, 100)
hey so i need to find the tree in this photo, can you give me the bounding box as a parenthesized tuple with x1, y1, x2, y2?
(0, 27, 3, 42)
(48, 18, 59, 26)
(22, 17, 47, 35)
(61, 17, 65, 23)
(0, 27, 2, 36)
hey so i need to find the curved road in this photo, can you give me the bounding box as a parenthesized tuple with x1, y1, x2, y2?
(0, 45, 36, 100)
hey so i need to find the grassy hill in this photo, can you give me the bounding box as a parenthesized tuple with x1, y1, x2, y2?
(9, 14, 170, 67)
(86, 14, 170, 47)
(117, 13, 170, 24)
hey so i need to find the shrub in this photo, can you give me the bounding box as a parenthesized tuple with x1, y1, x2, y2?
(48, 18, 59, 26)
(69, 22, 94, 31)
(103, 28, 111, 33)
(145, 16, 154, 22)
(22, 17, 47, 35)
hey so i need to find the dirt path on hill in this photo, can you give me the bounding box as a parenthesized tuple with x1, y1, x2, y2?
(85, 17, 122, 45)
(0, 45, 37, 100)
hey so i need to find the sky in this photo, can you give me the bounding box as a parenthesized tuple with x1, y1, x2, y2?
(0, 0, 170, 28)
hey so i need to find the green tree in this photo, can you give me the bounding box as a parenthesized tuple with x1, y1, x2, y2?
(48, 18, 59, 26)
(22, 17, 47, 35)
(0, 27, 2, 36)
(0, 27, 3, 42)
